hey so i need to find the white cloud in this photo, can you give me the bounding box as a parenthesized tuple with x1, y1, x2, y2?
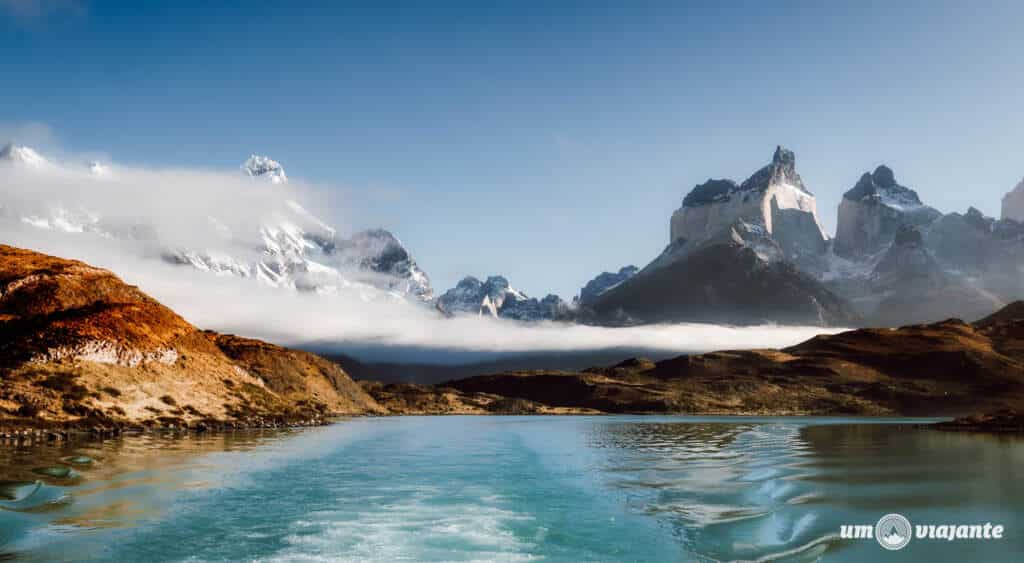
(0, 144, 841, 362)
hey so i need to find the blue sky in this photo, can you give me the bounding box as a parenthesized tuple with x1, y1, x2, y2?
(2, 0, 1023, 298)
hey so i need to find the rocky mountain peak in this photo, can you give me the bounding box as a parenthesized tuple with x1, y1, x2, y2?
(681, 179, 739, 207)
(772, 145, 796, 168)
(454, 276, 483, 290)
(741, 145, 807, 194)
(436, 275, 569, 321)
(680, 147, 806, 209)
(834, 164, 940, 259)
(0, 143, 47, 167)
(963, 207, 994, 232)
(577, 265, 639, 306)
(336, 229, 433, 300)
(842, 164, 922, 207)
(484, 275, 511, 290)
(670, 147, 826, 267)
(872, 165, 896, 188)
(242, 154, 288, 184)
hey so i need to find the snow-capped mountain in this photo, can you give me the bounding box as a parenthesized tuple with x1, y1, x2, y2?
(436, 276, 570, 321)
(242, 154, 287, 184)
(3, 146, 434, 303)
(0, 143, 48, 168)
(815, 167, 1024, 325)
(335, 229, 433, 300)
(165, 156, 433, 299)
(585, 147, 859, 326)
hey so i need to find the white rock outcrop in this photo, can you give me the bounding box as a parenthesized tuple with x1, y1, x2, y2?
(833, 165, 940, 258)
(1001, 178, 1024, 222)
(669, 146, 828, 262)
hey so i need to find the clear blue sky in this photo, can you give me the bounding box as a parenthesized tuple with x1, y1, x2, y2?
(2, 0, 1022, 298)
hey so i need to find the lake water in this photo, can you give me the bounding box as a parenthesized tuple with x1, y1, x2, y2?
(0, 416, 1021, 562)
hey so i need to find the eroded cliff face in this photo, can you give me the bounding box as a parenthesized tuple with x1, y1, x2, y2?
(669, 146, 828, 261)
(586, 147, 851, 327)
(833, 166, 941, 259)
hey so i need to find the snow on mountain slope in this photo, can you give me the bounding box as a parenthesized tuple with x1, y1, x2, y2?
(0, 143, 49, 168)
(163, 158, 433, 300)
(335, 229, 433, 300)
(3, 147, 434, 303)
(242, 154, 288, 184)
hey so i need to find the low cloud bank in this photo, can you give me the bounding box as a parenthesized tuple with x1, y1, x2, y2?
(0, 155, 842, 362)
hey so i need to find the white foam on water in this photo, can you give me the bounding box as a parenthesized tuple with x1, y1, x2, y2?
(266, 485, 538, 562)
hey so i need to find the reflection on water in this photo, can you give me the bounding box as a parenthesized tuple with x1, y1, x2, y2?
(0, 429, 308, 561)
(0, 417, 1021, 562)
(588, 419, 1024, 562)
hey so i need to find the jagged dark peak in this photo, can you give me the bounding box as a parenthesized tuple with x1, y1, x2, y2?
(484, 275, 510, 289)
(344, 228, 403, 251)
(682, 178, 739, 207)
(843, 164, 923, 206)
(847, 172, 876, 199)
(456, 276, 483, 289)
(872, 165, 896, 188)
(739, 145, 808, 194)
(772, 145, 796, 167)
(963, 206, 994, 232)
(681, 146, 807, 208)
(339, 228, 411, 268)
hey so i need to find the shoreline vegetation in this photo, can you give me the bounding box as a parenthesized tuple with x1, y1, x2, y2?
(2, 244, 1024, 442)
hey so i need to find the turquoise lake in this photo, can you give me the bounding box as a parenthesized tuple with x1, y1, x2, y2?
(0, 416, 1021, 562)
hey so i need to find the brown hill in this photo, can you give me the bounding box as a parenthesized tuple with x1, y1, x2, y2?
(428, 308, 1024, 416)
(357, 380, 598, 415)
(0, 245, 382, 429)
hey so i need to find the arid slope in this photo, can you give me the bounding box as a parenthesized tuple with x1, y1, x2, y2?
(0, 245, 382, 428)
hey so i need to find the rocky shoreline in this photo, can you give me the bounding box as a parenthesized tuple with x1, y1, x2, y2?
(0, 414, 335, 446)
(8, 412, 1022, 450)
(932, 410, 1024, 433)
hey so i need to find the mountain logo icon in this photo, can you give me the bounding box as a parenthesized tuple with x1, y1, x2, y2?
(875, 513, 912, 551)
